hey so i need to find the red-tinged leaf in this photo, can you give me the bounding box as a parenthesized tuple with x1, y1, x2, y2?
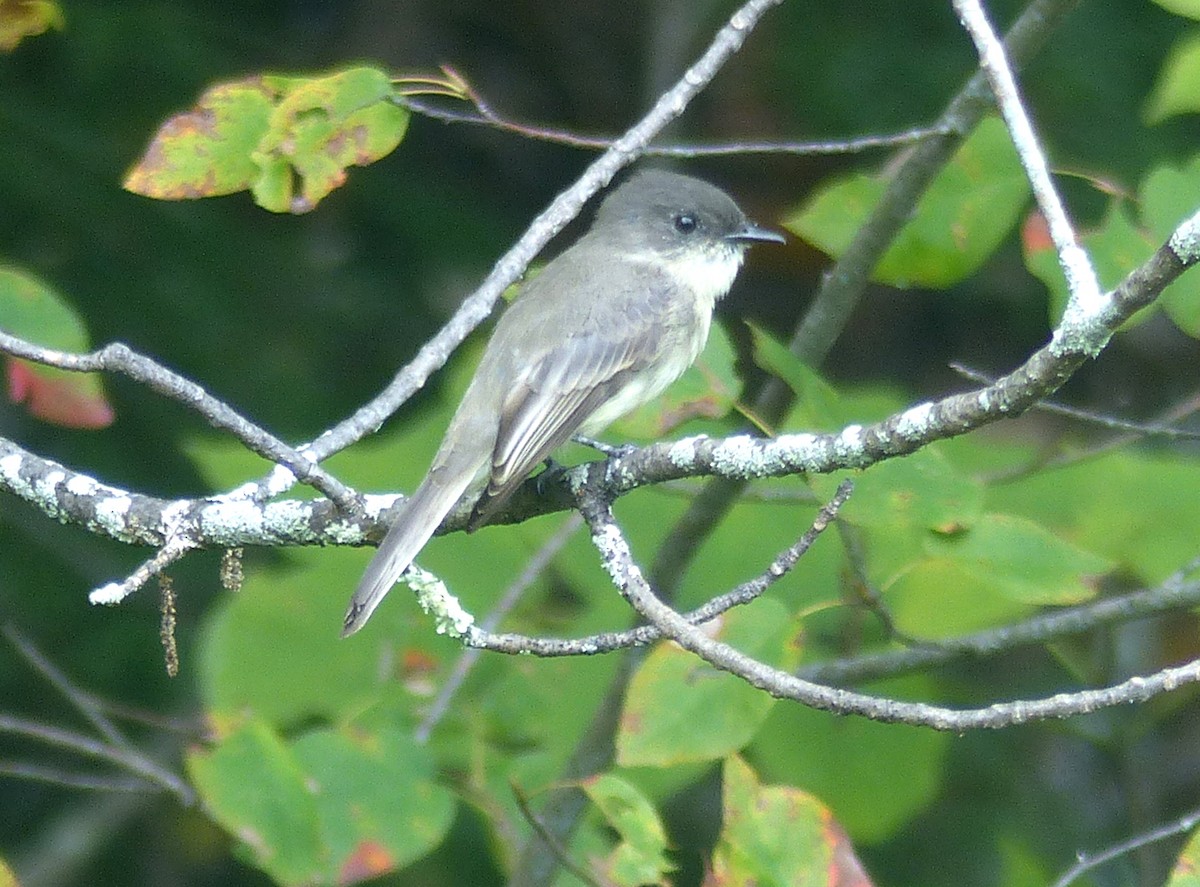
(0, 267, 115, 428)
(707, 756, 874, 887)
(1021, 211, 1052, 254)
(0, 0, 64, 52)
(6, 359, 114, 429)
(338, 840, 395, 885)
(126, 67, 409, 213)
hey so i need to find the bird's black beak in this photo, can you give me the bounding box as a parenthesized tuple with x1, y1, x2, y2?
(727, 222, 786, 245)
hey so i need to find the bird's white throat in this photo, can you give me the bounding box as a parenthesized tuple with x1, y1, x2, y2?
(653, 243, 747, 307)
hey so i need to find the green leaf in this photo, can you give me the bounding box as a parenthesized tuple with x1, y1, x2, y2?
(1023, 201, 1159, 329)
(188, 720, 455, 886)
(831, 447, 985, 533)
(986, 449, 1200, 585)
(1140, 155, 1200, 336)
(617, 600, 799, 767)
(1146, 30, 1200, 122)
(0, 266, 93, 354)
(1152, 0, 1200, 18)
(292, 727, 456, 884)
(883, 553, 1036, 637)
(787, 116, 1029, 288)
(0, 266, 113, 428)
(1166, 824, 1200, 887)
(197, 545, 431, 726)
(749, 676, 948, 843)
(580, 774, 673, 887)
(187, 719, 323, 886)
(868, 511, 1112, 638)
(710, 756, 870, 887)
(922, 512, 1111, 606)
(748, 322, 846, 430)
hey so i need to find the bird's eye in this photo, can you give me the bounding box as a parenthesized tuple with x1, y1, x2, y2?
(673, 213, 698, 234)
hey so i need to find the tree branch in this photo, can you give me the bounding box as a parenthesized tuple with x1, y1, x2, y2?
(0, 334, 359, 511)
(578, 494, 1200, 729)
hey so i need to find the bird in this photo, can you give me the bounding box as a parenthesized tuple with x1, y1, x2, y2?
(342, 168, 784, 636)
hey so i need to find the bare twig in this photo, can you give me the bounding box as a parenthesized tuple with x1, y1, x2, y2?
(0, 333, 358, 511)
(403, 93, 953, 157)
(0, 713, 192, 803)
(579, 493, 1200, 729)
(2, 625, 128, 747)
(0, 762, 158, 794)
(89, 535, 196, 606)
(511, 781, 613, 887)
(800, 556, 1200, 686)
(950, 363, 1200, 440)
(1051, 803, 1200, 887)
(952, 0, 1102, 323)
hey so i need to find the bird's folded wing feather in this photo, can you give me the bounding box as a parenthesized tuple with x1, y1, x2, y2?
(467, 323, 659, 528)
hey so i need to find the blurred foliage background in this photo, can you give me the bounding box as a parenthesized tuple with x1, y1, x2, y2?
(3, 1, 1200, 885)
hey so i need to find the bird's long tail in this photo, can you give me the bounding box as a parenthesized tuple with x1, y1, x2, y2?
(341, 466, 476, 637)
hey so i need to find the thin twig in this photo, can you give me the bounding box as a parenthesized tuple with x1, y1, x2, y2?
(403, 94, 953, 157)
(0, 713, 193, 803)
(799, 559, 1200, 686)
(2, 625, 128, 748)
(950, 363, 1200, 440)
(89, 535, 195, 606)
(466, 481, 851, 657)
(0, 762, 158, 794)
(1051, 803, 1200, 887)
(511, 781, 613, 887)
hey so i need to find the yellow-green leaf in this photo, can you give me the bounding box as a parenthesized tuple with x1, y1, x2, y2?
(580, 774, 673, 887)
(125, 66, 410, 213)
(1146, 30, 1200, 122)
(617, 600, 799, 767)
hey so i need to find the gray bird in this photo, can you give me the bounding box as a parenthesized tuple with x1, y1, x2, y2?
(343, 169, 784, 636)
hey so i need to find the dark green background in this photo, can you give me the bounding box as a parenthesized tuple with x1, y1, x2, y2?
(1, 2, 1198, 885)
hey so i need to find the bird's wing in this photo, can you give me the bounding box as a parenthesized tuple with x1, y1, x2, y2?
(467, 321, 659, 529)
